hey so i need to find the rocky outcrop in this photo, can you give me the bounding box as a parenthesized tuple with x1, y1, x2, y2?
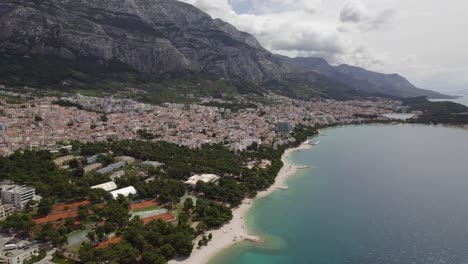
(0, 0, 288, 83)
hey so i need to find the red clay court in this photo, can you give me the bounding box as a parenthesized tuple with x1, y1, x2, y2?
(33, 210, 78, 224)
(130, 199, 159, 211)
(33, 200, 93, 225)
(142, 212, 176, 224)
(53, 200, 91, 211)
(95, 236, 123, 249)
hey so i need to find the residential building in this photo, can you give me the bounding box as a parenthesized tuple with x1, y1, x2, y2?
(0, 203, 15, 220)
(0, 241, 41, 264)
(185, 174, 220, 188)
(276, 121, 294, 135)
(0, 185, 36, 209)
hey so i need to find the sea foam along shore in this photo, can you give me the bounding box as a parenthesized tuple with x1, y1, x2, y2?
(169, 141, 313, 264)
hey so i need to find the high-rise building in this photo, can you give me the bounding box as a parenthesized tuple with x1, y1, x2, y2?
(276, 121, 294, 135)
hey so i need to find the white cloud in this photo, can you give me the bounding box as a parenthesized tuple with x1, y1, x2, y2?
(229, 0, 321, 15)
(178, 0, 468, 92)
(179, 0, 386, 67)
(340, 1, 394, 31)
(182, 0, 235, 17)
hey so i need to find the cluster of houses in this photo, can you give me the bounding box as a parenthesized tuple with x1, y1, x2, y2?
(0, 89, 405, 156)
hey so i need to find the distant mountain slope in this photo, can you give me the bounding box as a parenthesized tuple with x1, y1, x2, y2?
(0, 0, 449, 100)
(262, 71, 371, 101)
(282, 56, 448, 99)
(336, 64, 447, 98)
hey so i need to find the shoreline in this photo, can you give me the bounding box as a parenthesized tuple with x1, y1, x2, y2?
(169, 141, 313, 264)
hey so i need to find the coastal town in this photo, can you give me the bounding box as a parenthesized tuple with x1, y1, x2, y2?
(0, 88, 406, 156)
(1, 0, 467, 262)
(0, 85, 457, 264)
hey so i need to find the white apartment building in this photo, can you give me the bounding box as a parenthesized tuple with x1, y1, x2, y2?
(0, 185, 36, 209)
(0, 241, 41, 264)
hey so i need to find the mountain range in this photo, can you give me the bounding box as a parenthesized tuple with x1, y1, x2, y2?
(0, 0, 449, 100)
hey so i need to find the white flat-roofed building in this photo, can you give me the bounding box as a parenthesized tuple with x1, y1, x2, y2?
(0, 240, 41, 264)
(114, 156, 136, 164)
(184, 174, 220, 188)
(110, 186, 137, 199)
(91, 181, 118, 192)
(1, 185, 36, 209)
(141, 161, 165, 168)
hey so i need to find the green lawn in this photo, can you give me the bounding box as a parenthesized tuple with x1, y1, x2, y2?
(80, 219, 96, 227)
(180, 193, 198, 206)
(176, 193, 198, 216)
(72, 89, 106, 97)
(52, 256, 79, 264)
(66, 243, 82, 255)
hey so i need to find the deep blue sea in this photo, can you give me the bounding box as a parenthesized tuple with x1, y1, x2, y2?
(209, 125, 468, 264)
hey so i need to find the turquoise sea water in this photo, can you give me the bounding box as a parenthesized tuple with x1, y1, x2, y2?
(209, 124, 468, 264)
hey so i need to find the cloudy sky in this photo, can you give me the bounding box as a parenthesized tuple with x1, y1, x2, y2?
(179, 0, 468, 93)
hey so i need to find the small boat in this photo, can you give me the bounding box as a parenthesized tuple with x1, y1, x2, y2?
(311, 141, 321, 145)
(277, 186, 289, 190)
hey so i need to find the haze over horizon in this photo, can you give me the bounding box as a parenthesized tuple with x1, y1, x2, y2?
(179, 0, 468, 94)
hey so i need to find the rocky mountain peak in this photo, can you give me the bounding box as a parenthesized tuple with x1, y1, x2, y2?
(0, 0, 448, 99)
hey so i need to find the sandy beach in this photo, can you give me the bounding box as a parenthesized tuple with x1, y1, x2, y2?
(169, 141, 313, 264)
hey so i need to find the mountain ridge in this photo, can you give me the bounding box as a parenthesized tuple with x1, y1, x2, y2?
(0, 0, 450, 100)
(280, 56, 447, 99)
